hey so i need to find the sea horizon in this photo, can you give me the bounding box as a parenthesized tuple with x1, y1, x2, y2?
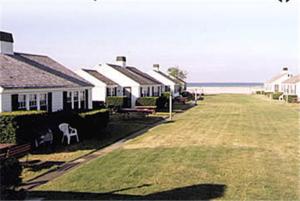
(187, 82, 264, 88)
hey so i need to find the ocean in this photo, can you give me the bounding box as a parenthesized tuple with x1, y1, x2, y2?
(188, 82, 264, 87)
(187, 82, 264, 94)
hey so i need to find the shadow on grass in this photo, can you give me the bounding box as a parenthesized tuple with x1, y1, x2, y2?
(27, 183, 226, 200)
(24, 160, 64, 172)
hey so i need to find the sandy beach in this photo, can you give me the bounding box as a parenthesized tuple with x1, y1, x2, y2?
(187, 86, 264, 95)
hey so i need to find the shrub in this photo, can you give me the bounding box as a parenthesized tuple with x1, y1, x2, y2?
(283, 95, 298, 103)
(0, 109, 109, 144)
(256, 91, 265, 95)
(135, 97, 167, 109)
(79, 109, 109, 138)
(161, 92, 171, 98)
(92, 101, 105, 109)
(0, 111, 47, 144)
(272, 92, 283, 100)
(0, 157, 22, 189)
(136, 97, 159, 106)
(181, 91, 194, 101)
(264, 92, 273, 98)
(106, 96, 128, 108)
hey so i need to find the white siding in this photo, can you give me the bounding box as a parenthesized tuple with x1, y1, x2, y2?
(1, 93, 12, 112)
(97, 64, 140, 107)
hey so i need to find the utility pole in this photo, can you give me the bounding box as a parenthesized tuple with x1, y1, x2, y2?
(194, 89, 198, 106)
(169, 92, 172, 121)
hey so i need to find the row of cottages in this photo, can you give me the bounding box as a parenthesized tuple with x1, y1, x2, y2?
(264, 67, 293, 93)
(0, 31, 93, 113)
(76, 56, 162, 108)
(77, 57, 184, 108)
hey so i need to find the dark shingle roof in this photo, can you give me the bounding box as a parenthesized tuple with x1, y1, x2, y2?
(107, 63, 161, 85)
(282, 75, 300, 84)
(0, 31, 13, 42)
(0, 52, 93, 89)
(155, 70, 181, 84)
(126, 66, 162, 85)
(82, 69, 118, 85)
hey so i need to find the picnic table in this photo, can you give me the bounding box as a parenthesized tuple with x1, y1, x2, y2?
(118, 107, 156, 118)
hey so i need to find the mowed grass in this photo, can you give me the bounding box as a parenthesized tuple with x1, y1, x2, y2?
(32, 95, 300, 200)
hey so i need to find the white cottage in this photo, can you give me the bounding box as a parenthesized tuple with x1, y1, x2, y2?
(96, 57, 163, 108)
(0, 31, 93, 113)
(75, 69, 120, 102)
(282, 74, 300, 101)
(148, 64, 181, 97)
(264, 67, 293, 93)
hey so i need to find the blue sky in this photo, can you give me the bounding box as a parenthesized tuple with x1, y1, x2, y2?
(1, 0, 299, 82)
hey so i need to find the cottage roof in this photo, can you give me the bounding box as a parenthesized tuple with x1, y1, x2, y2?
(282, 74, 300, 84)
(82, 69, 118, 85)
(266, 73, 289, 83)
(126, 66, 162, 85)
(0, 52, 93, 89)
(155, 70, 181, 84)
(107, 63, 161, 85)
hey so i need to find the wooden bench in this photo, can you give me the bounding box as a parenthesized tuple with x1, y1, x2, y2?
(1, 144, 31, 160)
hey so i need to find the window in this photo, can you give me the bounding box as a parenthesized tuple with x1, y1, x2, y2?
(18, 94, 26, 110)
(80, 91, 85, 101)
(40, 94, 47, 110)
(29, 94, 37, 109)
(165, 86, 170, 92)
(80, 91, 85, 109)
(67, 91, 72, 103)
(107, 88, 116, 97)
(74, 91, 79, 102)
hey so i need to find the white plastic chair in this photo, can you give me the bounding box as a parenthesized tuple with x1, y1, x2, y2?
(59, 123, 79, 144)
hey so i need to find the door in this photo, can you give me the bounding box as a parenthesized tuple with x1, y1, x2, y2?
(123, 87, 132, 108)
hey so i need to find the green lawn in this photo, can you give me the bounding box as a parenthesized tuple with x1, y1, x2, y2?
(30, 95, 300, 200)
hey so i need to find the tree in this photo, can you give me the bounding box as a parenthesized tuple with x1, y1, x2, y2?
(167, 66, 187, 80)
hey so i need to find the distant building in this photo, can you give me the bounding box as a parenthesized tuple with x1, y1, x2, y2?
(148, 64, 181, 97)
(282, 74, 300, 101)
(96, 57, 163, 108)
(0, 31, 93, 113)
(264, 67, 293, 93)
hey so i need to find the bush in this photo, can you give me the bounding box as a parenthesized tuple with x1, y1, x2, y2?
(181, 91, 194, 101)
(106, 96, 128, 109)
(256, 91, 265, 95)
(135, 97, 167, 109)
(0, 109, 109, 144)
(0, 111, 47, 144)
(283, 95, 298, 103)
(0, 157, 23, 198)
(136, 97, 158, 106)
(272, 92, 283, 100)
(92, 101, 105, 109)
(264, 92, 273, 98)
(79, 109, 109, 138)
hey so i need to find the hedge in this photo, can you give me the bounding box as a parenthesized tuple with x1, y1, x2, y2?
(136, 96, 167, 109)
(106, 96, 128, 108)
(272, 92, 283, 100)
(0, 109, 109, 144)
(283, 95, 298, 103)
(256, 91, 265, 95)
